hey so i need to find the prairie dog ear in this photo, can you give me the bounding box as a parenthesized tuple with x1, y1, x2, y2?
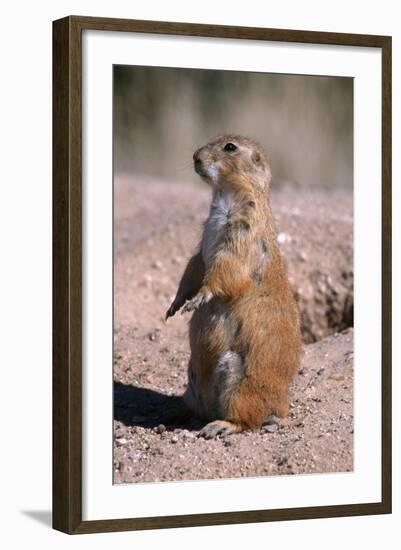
(251, 151, 261, 164)
(251, 149, 271, 189)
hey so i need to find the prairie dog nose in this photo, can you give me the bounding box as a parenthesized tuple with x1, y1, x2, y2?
(193, 149, 204, 170)
(193, 148, 201, 162)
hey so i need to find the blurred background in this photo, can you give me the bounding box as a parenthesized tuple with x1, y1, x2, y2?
(113, 65, 353, 189)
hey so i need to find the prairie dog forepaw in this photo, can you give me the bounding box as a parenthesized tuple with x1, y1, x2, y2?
(181, 289, 213, 314)
(165, 293, 186, 320)
(165, 300, 179, 320)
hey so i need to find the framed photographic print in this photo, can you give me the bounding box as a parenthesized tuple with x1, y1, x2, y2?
(52, 16, 392, 534)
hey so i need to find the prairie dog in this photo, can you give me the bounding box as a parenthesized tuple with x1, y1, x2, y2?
(166, 135, 301, 438)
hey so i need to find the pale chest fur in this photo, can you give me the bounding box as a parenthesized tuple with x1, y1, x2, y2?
(202, 190, 234, 267)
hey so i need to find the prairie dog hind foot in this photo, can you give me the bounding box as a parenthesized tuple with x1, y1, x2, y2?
(198, 420, 243, 439)
(198, 415, 280, 439)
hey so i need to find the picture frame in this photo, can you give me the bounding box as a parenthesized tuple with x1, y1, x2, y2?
(52, 15, 392, 534)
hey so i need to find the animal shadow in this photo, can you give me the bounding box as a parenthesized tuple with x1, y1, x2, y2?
(113, 381, 202, 432)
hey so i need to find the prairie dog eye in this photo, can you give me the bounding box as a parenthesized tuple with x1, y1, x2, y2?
(223, 142, 237, 152)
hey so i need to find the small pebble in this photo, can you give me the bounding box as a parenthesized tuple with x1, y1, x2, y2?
(144, 273, 153, 284)
(264, 424, 278, 433)
(329, 373, 345, 381)
(148, 329, 161, 342)
(264, 415, 279, 426)
(171, 435, 178, 444)
(277, 232, 292, 244)
(277, 455, 288, 466)
(115, 438, 127, 446)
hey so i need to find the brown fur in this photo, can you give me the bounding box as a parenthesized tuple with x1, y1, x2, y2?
(166, 135, 301, 437)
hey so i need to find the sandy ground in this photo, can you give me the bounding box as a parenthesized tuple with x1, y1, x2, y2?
(113, 175, 353, 483)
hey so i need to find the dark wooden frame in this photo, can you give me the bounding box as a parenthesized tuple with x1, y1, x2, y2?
(53, 15, 392, 534)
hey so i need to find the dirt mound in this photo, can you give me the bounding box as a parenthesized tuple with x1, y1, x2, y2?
(272, 188, 353, 343)
(114, 329, 353, 483)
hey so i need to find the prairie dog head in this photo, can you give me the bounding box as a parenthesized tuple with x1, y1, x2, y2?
(193, 135, 272, 192)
